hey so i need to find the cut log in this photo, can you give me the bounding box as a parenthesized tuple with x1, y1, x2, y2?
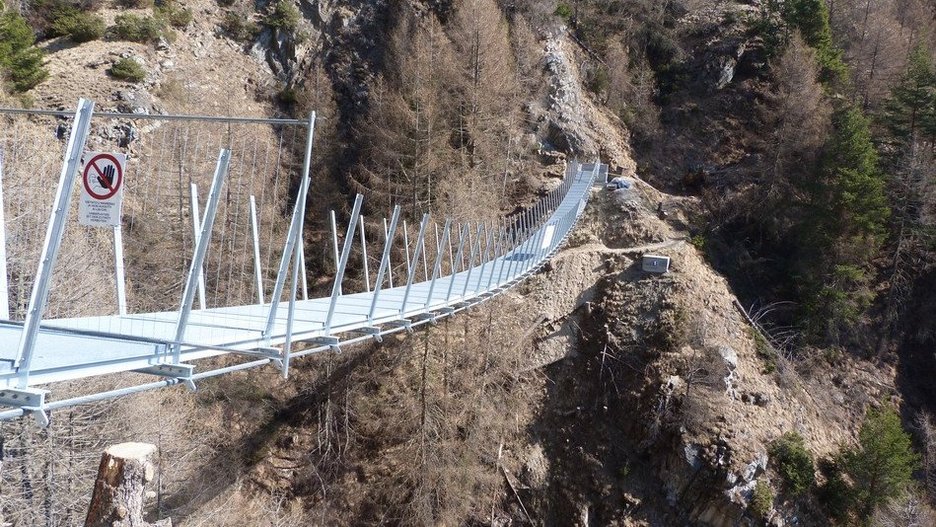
(85, 442, 171, 527)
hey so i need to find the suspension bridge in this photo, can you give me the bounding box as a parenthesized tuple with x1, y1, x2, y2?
(0, 99, 604, 426)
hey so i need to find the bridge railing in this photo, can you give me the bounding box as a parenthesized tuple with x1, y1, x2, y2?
(0, 99, 598, 415)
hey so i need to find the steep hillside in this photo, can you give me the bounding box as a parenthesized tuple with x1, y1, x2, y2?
(1, 0, 934, 526)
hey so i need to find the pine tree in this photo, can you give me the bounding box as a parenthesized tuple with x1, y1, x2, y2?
(822, 106, 889, 241)
(781, 0, 847, 87)
(883, 45, 936, 144)
(886, 47, 936, 144)
(0, 9, 48, 92)
(802, 105, 889, 343)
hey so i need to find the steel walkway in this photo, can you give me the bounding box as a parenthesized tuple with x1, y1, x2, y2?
(0, 100, 604, 424)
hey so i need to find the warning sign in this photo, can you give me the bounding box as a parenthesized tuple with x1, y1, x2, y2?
(79, 152, 125, 227)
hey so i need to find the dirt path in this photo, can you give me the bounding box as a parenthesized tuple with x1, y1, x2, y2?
(567, 239, 686, 256)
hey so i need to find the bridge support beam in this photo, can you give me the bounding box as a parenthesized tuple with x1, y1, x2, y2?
(0, 387, 49, 427)
(134, 363, 196, 392)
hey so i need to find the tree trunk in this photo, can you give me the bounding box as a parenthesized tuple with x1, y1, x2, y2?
(84, 443, 170, 527)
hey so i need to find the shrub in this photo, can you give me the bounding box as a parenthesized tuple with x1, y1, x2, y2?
(750, 479, 774, 518)
(111, 13, 164, 43)
(116, 0, 154, 7)
(587, 65, 609, 95)
(264, 0, 299, 31)
(156, 0, 192, 29)
(52, 11, 105, 42)
(750, 328, 776, 373)
(108, 58, 146, 82)
(220, 11, 258, 42)
(0, 11, 48, 92)
(216, 0, 236, 6)
(277, 87, 297, 105)
(554, 2, 572, 21)
(769, 432, 814, 494)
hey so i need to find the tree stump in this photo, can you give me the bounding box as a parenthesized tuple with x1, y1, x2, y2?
(85, 442, 171, 527)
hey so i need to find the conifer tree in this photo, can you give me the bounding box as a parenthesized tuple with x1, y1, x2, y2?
(803, 105, 889, 342)
(0, 9, 47, 92)
(823, 106, 889, 240)
(843, 406, 919, 520)
(782, 0, 847, 86)
(883, 45, 936, 144)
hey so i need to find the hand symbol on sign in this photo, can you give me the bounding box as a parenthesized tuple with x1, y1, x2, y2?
(97, 164, 116, 190)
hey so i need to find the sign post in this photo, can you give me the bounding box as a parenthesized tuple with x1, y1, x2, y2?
(79, 152, 127, 314)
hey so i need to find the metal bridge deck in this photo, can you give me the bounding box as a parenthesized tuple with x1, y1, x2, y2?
(0, 165, 598, 390)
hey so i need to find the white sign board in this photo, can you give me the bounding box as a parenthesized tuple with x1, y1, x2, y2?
(79, 152, 125, 227)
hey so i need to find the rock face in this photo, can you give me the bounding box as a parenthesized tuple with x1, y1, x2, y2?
(540, 33, 635, 174)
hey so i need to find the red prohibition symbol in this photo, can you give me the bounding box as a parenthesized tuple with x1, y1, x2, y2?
(82, 153, 123, 200)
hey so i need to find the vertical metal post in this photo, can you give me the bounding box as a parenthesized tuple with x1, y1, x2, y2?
(496, 224, 510, 285)
(0, 149, 7, 320)
(486, 222, 506, 291)
(461, 223, 483, 297)
(265, 112, 316, 337)
(447, 222, 455, 275)
(189, 183, 206, 311)
(473, 222, 491, 292)
(453, 222, 464, 273)
(359, 215, 370, 292)
(173, 149, 230, 362)
(527, 205, 546, 272)
(14, 99, 94, 383)
(283, 189, 312, 378)
(446, 223, 470, 302)
(517, 212, 531, 275)
(528, 216, 547, 274)
(281, 116, 320, 374)
(401, 213, 429, 314)
(505, 215, 524, 282)
(299, 242, 308, 301)
(113, 223, 127, 315)
(424, 218, 451, 308)
(324, 194, 364, 333)
(496, 227, 515, 286)
(382, 217, 394, 288)
(420, 225, 429, 281)
(368, 205, 401, 322)
(249, 195, 264, 304)
(402, 220, 412, 278)
(329, 210, 341, 295)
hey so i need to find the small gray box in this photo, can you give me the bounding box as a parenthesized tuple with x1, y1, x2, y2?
(642, 254, 670, 274)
